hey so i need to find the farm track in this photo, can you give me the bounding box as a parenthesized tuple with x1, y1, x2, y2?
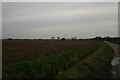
(105, 41, 120, 80)
(0, 40, 2, 79)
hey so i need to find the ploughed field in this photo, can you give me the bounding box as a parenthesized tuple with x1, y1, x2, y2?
(3, 40, 94, 64)
(2, 40, 113, 78)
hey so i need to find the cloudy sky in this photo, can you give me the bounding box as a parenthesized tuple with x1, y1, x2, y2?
(2, 2, 118, 39)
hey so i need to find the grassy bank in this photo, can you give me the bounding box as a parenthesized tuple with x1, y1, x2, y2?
(57, 42, 113, 78)
(3, 41, 113, 79)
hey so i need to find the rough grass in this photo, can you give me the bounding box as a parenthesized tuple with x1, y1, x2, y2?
(3, 41, 113, 79)
(56, 42, 113, 79)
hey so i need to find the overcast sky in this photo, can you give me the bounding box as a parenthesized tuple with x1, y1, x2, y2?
(2, 2, 118, 39)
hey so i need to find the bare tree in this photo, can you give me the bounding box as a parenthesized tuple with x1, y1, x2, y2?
(57, 37, 60, 40)
(51, 37, 55, 40)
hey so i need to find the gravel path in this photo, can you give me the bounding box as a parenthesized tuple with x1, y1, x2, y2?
(0, 40, 2, 79)
(104, 41, 120, 80)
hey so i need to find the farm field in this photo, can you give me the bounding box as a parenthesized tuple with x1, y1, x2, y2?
(2, 40, 113, 79)
(3, 40, 95, 64)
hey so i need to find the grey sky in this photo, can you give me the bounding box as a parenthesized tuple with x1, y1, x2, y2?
(2, 2, 118, 39)
(0, 2, 1, 39)
(2, 0, 119, 2)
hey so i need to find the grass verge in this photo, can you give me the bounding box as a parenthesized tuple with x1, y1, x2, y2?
(56, 42, 113, 79)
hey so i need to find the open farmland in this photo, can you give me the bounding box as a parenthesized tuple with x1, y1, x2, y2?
(2, 40, 113, 79)
(3, 40, 95, 64)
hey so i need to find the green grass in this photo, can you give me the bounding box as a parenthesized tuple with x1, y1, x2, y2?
(3, 41, 113, 79)
(56, 42, 113, 78)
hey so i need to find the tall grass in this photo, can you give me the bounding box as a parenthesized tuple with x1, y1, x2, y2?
(56, 43, 113, 78)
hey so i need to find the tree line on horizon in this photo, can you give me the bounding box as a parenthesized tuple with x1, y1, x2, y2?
(3, 36, 120, 41)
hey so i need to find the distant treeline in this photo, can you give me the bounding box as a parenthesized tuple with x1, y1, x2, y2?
(3, 36, 120, 41)
(2, 36, 120, 44)
(92, 36, 120, 44)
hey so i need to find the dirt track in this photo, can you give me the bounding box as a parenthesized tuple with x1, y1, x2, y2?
(0, 40, 2, 79)
(105, 41, 120, 79)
